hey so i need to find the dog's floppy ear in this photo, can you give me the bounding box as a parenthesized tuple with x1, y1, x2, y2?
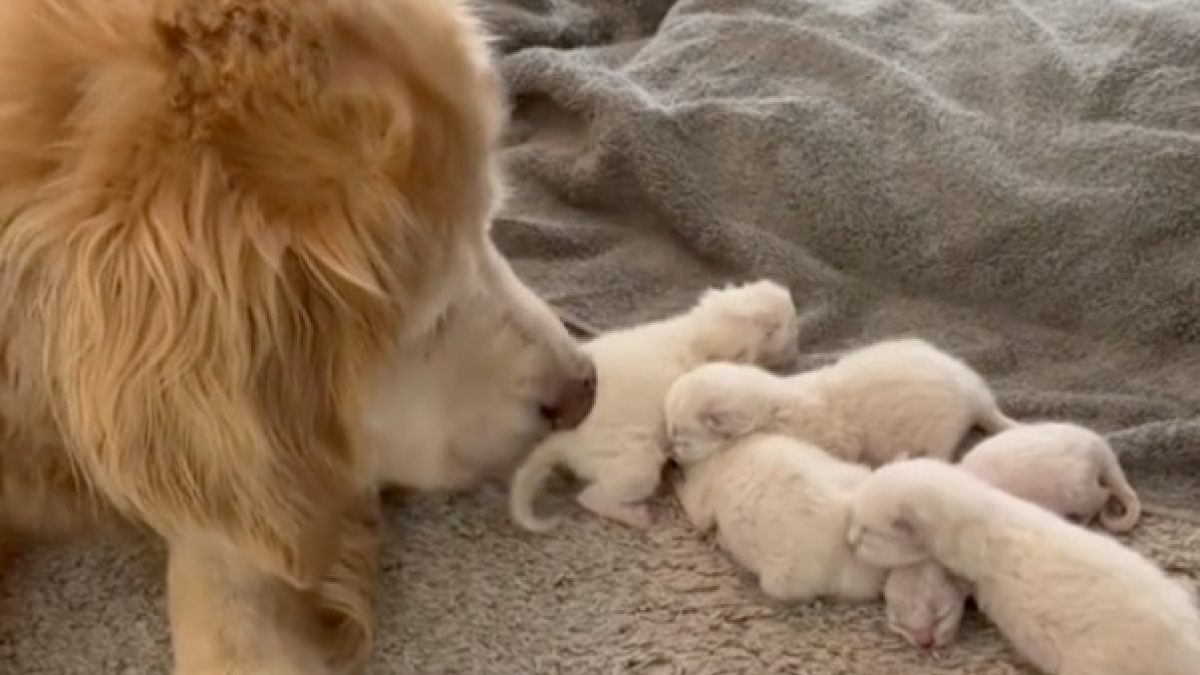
(44, 144, 380, 594)
(325, 0, 415, 88)
(55, 302, 364, 591)
(324, 0, 500, 131)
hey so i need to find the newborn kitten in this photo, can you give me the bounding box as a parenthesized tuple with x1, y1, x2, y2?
(848, 458, 1200, 675)
(960, 421, 1141, 532)
(664, 337, 1015, 467)
(674, 433, 886, 602)
(885, 421, 1143, 651)
(507, 280, 800, 532)
(883, 561, 971, 651)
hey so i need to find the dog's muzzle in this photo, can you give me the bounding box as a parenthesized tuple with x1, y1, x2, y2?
(540, 358, 597, 430)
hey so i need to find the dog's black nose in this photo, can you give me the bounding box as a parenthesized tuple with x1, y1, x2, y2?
(541, 359, 597, 431)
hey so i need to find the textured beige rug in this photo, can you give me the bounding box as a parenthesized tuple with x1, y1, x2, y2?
(5, 0, 1200, 672)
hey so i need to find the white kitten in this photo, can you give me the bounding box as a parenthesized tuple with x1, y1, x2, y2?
(961, 421, 1141, 532)
(884, 421, 1143, 651)
(674, 433, 886, 603)
(882, 561, 971, 651)
(848, 458, 1200, 675)
(507, 280, 799, 532)
(664, 337, 1015, 467)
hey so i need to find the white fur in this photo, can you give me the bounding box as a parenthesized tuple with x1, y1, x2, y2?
(848, 458, 1200, 675)
(960, 421, 1141, 532)
(507, 280, 800, 532)
(664, 337, 1016, 467)
(675, 433, 886, 603)
(882, 561, 971, 651)
(884, 421, 1143, 651)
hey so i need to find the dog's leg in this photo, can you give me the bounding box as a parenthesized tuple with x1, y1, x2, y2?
(167, 537, 331, 675)
(309, 494, 383, 675)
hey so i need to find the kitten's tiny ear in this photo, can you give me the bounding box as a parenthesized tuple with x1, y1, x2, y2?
(700, 404, 750, 438)
(750, 308, 784, 339)
(700, 409, 730, 433)
(762, 401, 785, 423)
(893, 502, 924, 538)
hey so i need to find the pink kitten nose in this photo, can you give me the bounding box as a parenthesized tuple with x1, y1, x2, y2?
(914, 631, 935, 650)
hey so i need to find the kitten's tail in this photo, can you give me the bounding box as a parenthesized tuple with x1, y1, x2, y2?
(970, 381, 1019, 435)
(508, 436, 568, 533)
(954, 362, 1019, 435)
(976, 404, 1019, 435)
(1097, 449, 1142, 533)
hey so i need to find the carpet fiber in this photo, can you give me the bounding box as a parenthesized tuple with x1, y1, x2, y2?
(5, 0, 1200, 673)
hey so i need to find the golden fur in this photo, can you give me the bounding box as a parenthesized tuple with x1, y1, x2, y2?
(0, 0, 597, 673)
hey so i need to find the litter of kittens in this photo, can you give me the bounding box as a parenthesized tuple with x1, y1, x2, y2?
(504, 278, 1200, 675)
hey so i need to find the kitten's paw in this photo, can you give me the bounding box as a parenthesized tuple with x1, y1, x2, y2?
(579, 489, 654, 529)
(759, 568, 800, 602)
(602, 503, 653, 530)
(622, 504, 654, 529)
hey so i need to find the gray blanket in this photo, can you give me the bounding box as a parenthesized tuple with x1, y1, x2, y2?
(6, 0, 1200, 673)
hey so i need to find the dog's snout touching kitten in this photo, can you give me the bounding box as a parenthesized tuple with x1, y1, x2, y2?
(508, 280, 801, 533)
(542, 358, 598, 431)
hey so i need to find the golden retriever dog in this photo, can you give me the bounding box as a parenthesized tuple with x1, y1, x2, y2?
(0, 0, 597, 673)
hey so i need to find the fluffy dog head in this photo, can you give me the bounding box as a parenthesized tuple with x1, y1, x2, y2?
(663, 362, 782, 465)
(0, 0, 594, 594)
